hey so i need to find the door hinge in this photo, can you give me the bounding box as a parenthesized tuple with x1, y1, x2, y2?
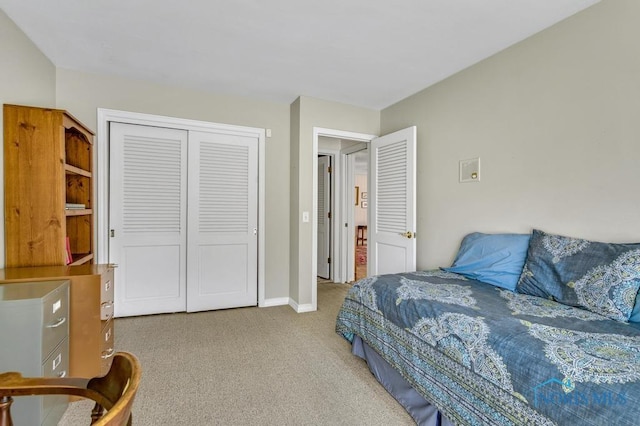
(110, 229, 115, 238)
(328, 257, 331, 264)
(328, 211, 331, 219)
(328, 166, 332, 173)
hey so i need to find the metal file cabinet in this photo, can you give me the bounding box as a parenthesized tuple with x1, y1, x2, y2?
(0, 264, 115, 379)
(0, 280, 70, 425)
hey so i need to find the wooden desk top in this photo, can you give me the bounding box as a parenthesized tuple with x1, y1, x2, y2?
(0, 264, 112, 282)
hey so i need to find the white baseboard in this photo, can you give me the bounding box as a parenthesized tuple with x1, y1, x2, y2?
(296, 304, 316, 313)
(289, 299, 316, 313)
(261, 297, 316, 313)
(261, 297, 289, 307)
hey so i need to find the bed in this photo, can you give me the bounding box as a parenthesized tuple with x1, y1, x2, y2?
(336, 230, 640, 425)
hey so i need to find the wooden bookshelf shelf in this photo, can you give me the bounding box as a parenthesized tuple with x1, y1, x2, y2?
(65, 163, 92, 178)
(70, 253, 94, 266)
(65, 209, 93, 216)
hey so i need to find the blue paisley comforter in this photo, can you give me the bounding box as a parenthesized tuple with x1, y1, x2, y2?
(336, 270, 640, 426)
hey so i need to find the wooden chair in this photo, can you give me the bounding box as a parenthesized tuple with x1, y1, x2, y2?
(0, 351, 141, 426)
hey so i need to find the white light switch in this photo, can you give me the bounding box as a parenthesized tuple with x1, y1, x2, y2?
(459, 158, 480, 183)
(302, 211, 309, 222)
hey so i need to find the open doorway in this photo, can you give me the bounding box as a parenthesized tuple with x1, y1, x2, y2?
(315, 134, 371, 285)
(317, 146, 368, 287)
(311, 128, 376, 310)
(311, 126, 416, 311)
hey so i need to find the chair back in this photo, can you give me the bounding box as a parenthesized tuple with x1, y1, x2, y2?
(0, 351, 141, 426)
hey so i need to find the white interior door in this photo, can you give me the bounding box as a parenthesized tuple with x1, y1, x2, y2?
(317, 156, 331, 279)
(109, 122, 188, 317)
(186, 131, 258, 312)
(345, 153, 356, 283)
(369, 126, 417, 276)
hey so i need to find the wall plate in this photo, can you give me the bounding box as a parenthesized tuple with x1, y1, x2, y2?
(459, 157, 480, 183)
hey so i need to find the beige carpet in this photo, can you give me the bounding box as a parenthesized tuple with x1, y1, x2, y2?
(59, 282, 414, 425)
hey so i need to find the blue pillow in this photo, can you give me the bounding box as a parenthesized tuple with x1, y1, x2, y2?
(516, 229, 640, 322)
(442, 232, 531, 291)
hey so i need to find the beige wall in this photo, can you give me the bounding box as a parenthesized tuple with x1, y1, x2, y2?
(289, 98, 301, 302)
(381, 0, 640, 270)
(0, 9, 56, 268)
(290, 96, 379, 307)
(55, 69, 292, 300)
(0, 10, 56, 108)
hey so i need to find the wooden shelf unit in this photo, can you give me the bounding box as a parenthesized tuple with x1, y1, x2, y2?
(3, 104, 95, 267)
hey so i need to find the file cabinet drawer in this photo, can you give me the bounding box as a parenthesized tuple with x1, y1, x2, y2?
(100, 268, 114, 321)
(42, 336, 70, 378)
(41, 337, 70, 421)
(41, 284, 69, 361)
(100, 299, 114, 321)
(100, 319, 115, 374)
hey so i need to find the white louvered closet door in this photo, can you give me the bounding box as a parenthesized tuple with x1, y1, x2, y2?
(109, 123, 188, 317)
(369, 126, 417, 276)
(186, 131, 258, 312)
(317, 156, 331, 279)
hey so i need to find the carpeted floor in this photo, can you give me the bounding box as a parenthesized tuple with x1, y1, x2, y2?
(59, 283, 414, 425)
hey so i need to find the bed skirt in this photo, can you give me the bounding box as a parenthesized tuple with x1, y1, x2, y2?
(352, 335, 454, 426)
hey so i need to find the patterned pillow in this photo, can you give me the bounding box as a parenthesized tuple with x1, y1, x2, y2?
(516, 229, 640, 322)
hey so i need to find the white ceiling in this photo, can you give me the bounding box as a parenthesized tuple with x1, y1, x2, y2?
(0, 0, 599, 110)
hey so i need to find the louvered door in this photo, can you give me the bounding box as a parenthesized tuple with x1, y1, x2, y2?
(369, 126, 416, 275)
(317, 156, 331, 279)
(186, 131, 258, 312)
(109, 123, 188, 317)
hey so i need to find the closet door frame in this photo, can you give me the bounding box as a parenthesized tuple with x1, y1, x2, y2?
(96, 108, 266, 307)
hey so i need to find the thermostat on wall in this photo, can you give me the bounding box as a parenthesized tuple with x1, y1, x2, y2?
(459, 157, 480, 183)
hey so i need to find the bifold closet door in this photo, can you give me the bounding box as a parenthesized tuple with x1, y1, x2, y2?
(186, 131, 258, 312)
(109, 122, 188, 317)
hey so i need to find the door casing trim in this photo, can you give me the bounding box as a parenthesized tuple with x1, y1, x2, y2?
(311, 127, 376, 311)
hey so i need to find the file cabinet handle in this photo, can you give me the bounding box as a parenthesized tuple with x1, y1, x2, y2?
(101, 348, 115, 359)
(46, 317, 67, 328)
